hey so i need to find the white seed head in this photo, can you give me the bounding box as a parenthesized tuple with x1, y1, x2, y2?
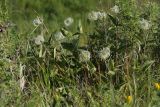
(64, 17, 74, 27)
(111, 5, 120, 14)
(79, 50, 91, 62)
(139, 18, 151, 30)
(35, 35, 45, 45)
(97, 11, 107, 20)
(88, 11, 106, 21)
(88, 11, 99, 21)
(54, 31, 65, 41)
(33, 17, 43, 26)
(99, 47, 110, 60)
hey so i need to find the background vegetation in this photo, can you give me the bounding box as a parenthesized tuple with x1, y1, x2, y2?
(0, 0, 160, 107)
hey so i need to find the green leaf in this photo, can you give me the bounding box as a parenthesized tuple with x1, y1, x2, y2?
(141, 60, 155, 72)
(77, 34, 88, 49)
(108, 14, 120, 26)
(61, 28, 73, 37)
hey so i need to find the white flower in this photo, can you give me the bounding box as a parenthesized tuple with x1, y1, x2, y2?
(54, 31, 65, 41)
(139, 18, 151, 30)
(88, 11, 106, 21)
(33, 17, 43, 26)
(99, 47, 110, 60)
(79, 50, 91, 62)
(64, 17, 74, 27)
(111, 5, 120, 14)
(35, 35, 44, 45)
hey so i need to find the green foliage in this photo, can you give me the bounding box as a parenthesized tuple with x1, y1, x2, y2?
(1, 0, 160, 106)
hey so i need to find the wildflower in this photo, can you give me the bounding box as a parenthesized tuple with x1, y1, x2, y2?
(64, 17, 74, 27)
(111, 5, 120, 14)
(33, 17, 43, 26)
(35, 35, 44, 45)
(126, 95, 132, 104)
(88, 11, 106, 21)
(54, 31, 65, 41)
(99, 47, 110, 60)
(139, 18, 151, 30)
(79, 50, 91, 62)
(154, 83, 160, 90)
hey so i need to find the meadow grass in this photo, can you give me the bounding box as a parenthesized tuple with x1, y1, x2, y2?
(0, 0, 160, 107)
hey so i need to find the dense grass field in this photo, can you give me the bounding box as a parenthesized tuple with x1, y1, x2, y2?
(0, 0, 160, 106)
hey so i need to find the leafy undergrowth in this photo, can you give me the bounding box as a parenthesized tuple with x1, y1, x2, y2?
(0, 0, 160, 107)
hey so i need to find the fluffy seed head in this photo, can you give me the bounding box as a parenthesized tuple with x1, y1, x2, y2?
(139, 18, 151, 30)
(111, 5, 120, 14)
(88, 11, 106, 21)
(35, 35, 44, 45)
(64, 17, 74, 27)
(99, 47, 110, 60)
(54, 31, 65, 41)
(33, 17, 43, 26)
(79, 50, 91, 62)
